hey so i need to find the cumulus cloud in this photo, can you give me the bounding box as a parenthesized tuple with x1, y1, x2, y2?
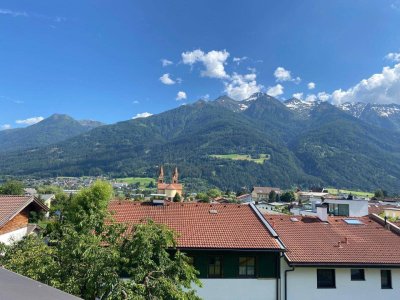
(267, 84, 284, 97)
(159, 73, 175, 85)
(132, 112, 153, 119)
(176, 91, 187, 101)
(224, 73, 263, 100)
(15, 116, 44, 125)
(182, 49, 230, 79)
(292, 92, 303, 100)
(385, 52, 400, 63)
(161, 59, 173, 67)
(274, 67, 301, 83)
(329, 63, 400, 105)
(0, 124, 11, 130)
(307, 82, 316, 90)
(317, 92, 330, 101)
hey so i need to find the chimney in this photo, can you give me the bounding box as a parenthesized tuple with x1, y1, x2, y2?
(337, 241, 343, 248)
(344, 237, 349, 244)
(317, 205, 328, 222)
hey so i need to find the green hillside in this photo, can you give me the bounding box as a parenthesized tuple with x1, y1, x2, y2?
(0, 94, 399, 193)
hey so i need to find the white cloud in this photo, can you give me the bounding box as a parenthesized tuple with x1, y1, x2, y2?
(201, 94, 210, 100)
(176, 91, 187, 101)
(0, 8, 28, 17)
(274, 67, 291, 82)
(132, 100, 139, 104)
(159, 73, 175, 85)
(182, 49, 230, 79)
(0, 8, 65, 22)
(132, 112, 153, 119)
(329, 63, 400, 105)
(274, 67, 301, 84)
(15, 116, 44, 125)
(224, 73, 263, 100)
(385, 52, 400, 63)
(233, 56, 248, 64)
(307, 82, 316, 90)
(0, 124, 11, 130)
(305, 94, 317, 102)
(161, 59, 173, 66)
(292, 92, 303, 100)
(317, 92, 330, 101)
(267, 84, 284, 97)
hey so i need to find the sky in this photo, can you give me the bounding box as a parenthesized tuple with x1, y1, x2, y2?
(1, 0, 400, 129)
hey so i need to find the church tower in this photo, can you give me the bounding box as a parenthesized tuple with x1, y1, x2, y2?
(172, 167, 179, 184)
(158, 165, 164, 184)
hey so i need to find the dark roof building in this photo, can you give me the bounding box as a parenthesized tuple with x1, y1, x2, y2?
(0, 267, 81, 300)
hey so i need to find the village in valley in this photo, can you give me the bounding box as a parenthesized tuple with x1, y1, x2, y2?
(1, 164, 400, 299)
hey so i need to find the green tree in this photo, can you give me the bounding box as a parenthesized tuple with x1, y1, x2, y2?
(173, 193, 182, 202)
(374, 189, 385, 199)
(280, 191, 295, 203)
(268, 190, 277, 203)
(196, 192, 210, 203)
(0, 180, 24, 195)
(118, 220, 201, 299)
(206, 188, 221, 199)
(1, 181, 201, 300)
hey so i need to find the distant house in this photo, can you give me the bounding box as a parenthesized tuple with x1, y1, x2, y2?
(0, 267, 81, 300)
(0, 195, 48, 245)
(251, 186, 281, 202)
(236, 193, 252, 203)
(156, 166, 183, 201)
(108, 200, 284, 300)
(266, 212, 400, 300)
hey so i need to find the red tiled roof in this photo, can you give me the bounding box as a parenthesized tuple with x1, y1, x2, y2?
(0, 195, 47, 229)
(368, 204, 398, 215)
(108, 201, 282, 250)
(265, 214, 400, 266)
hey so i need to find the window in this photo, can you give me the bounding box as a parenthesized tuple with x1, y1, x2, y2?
(351, 269, 365, 281)
(208, 256, 223, 278)
(381, 270, 392, 289)
(317, 269, 336, 288)
(239, 257, 255, 277)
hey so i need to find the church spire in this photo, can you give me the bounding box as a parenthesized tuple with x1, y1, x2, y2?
(158, 165, 164, 184)
(172, 167, 179, 184)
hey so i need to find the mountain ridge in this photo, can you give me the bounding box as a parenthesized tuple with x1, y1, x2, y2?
(0, 94, 399, 193)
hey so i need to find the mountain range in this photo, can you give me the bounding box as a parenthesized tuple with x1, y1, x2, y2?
(0, 94, 399, 194)
(0, 114, 103, 153)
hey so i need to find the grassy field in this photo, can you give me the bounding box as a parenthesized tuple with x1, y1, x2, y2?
(326, 188, 373, 197)
(115, 177, 155, 188)
(210, 153, 270, 164)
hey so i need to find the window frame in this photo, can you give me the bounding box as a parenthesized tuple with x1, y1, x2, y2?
(208, 256, 223, 278)
(381, 270, 392, 289)
(238, 256, 256, 278)
(317, 269, 336, 289)
(350, 268, 365, 281)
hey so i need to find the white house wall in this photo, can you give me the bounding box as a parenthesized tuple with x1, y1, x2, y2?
(0, 226, 29, 245)
(194, 278, 277, 300)
(281, 259, 400, 300)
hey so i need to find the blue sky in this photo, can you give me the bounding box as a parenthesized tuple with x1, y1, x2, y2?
(1, 0, 400, 128)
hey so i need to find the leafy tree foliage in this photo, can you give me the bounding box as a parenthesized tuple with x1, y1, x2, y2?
(173, 193, 182, 202)
(0, 180, 24, 195)
(206, 188, 221, 199)
(280, 191, 296, 202)
(0, 181, 201, 300)
(268, 190, 277, 202)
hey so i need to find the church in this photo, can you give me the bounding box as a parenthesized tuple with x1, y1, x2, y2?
(156, 166, 183, 201)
